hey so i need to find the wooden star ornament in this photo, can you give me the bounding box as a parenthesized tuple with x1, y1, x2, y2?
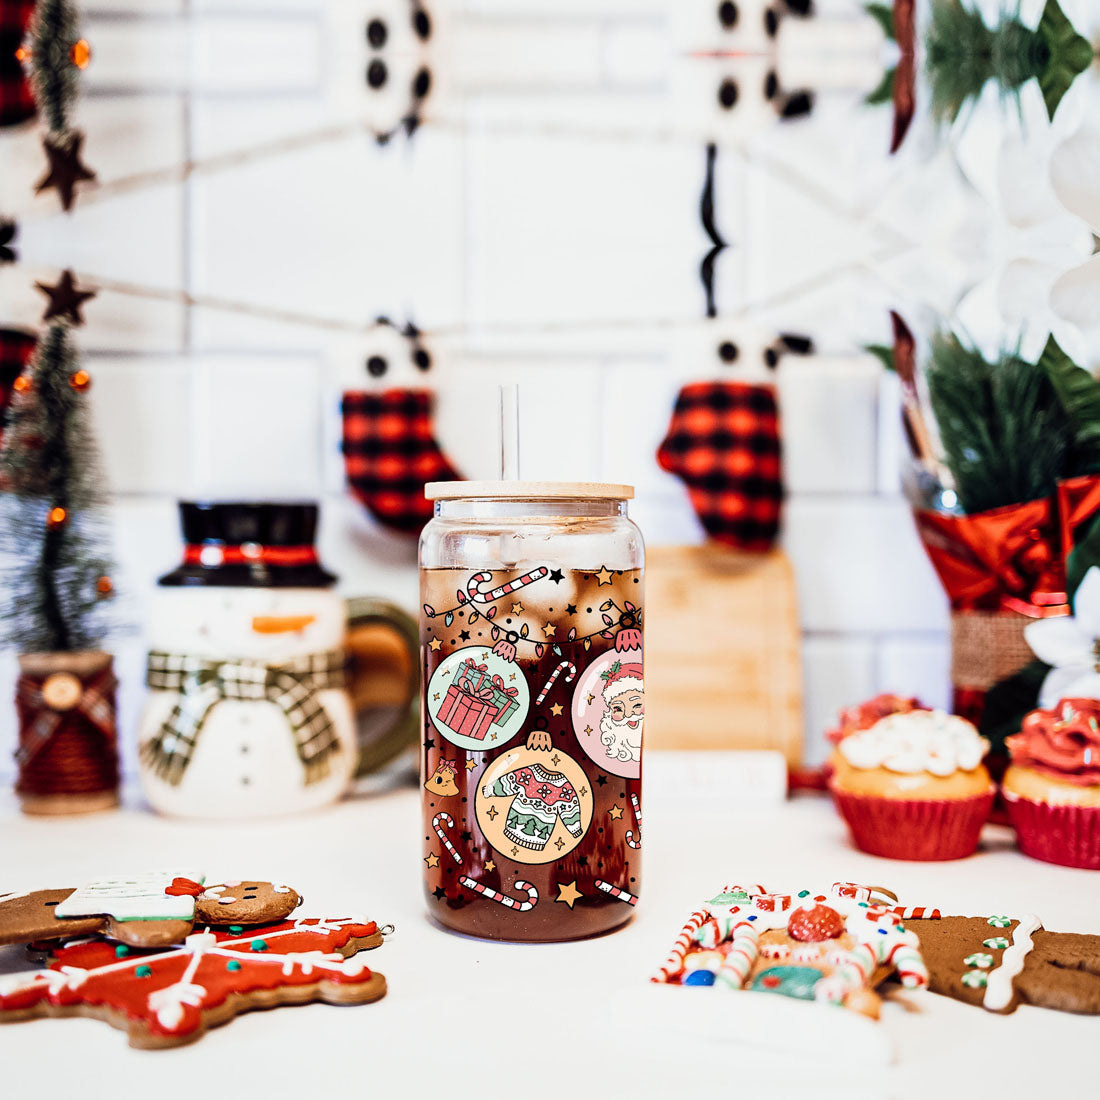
(35, 269, 96, 325)
(35, 132, 96, 212)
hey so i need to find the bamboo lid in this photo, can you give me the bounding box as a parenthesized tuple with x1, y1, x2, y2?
(425, 481, 634, 501)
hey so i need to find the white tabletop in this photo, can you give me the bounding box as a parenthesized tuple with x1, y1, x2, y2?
(1, 753, 1097, 1099)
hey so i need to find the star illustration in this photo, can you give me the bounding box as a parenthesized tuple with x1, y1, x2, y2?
(487, 806, 498, 821)
(579, 786, 587, 796)
(549, 569, 564, 584)
(432, 887, 447, 900)
(511, 602, 524, 615)
(429, 637, 442, 651)
(35, 270, 96, 325)
(566, 604, 577, 616)
(424, 738, 436, 750)
(35, 132, 96, 211)
(554, 837, 565, 851)
(556, 881, 583, 909)
(584, 725, 592, 734)
(550, 702, 564, 717)
(550, 754, 561, 767)
(424, 852, 440, 868)
(541, 623, 555, 639)
(508, 673, 516, 682)
(432, 693, 440, 701)
(587, 694, 595, 705)
(607, 804, 624, 820)
(510, 846, 519, 857)
(480, 652, 490, 660)
(460, 830, 472, 842)
(465, 759, 477, 772)
(595, 567, 614, 587)
(596, 774, 608, 787)
(0, 220, 17, 264)
(485, 860, 496, 872)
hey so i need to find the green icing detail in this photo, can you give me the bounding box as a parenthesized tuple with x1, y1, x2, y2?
(961, 970, 988, 989)
(227, 960, 242, 972)
(229, 925, 244, 934)
(250, 939, 268, 952)
(135, 965, 152, 978)
(114, 945, 130, 958)
(964, 952, 994, 969)
(984, 937, 1010, 950)
(797, 890, 810, 898)
(987, 916, 1011, 928)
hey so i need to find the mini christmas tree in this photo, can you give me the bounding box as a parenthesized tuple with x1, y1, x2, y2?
(0, 323, 115, 654)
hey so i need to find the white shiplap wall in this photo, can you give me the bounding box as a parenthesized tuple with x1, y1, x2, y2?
(15, 0, 1063, 782)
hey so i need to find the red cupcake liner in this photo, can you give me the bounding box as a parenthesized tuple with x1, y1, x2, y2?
(1004, 791, 1100, 871)
(829, 785, 995, 861)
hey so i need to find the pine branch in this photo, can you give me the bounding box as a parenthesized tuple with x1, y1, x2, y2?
(926, 334, 1070, 514)
(28, 0, 80, 135)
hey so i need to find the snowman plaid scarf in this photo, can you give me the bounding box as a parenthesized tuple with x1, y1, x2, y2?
(142, 650, 346, 786)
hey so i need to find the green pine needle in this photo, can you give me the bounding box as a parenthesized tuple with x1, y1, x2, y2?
(926, 334, 1071, 514)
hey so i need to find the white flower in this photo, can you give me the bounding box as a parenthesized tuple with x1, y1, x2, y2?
(1024, 567, 1100, 707)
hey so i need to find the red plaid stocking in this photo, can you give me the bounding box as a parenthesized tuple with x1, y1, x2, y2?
(342, 388, 461, 534)
(0, 1, 36, 128)
(656, 380, 783, 552)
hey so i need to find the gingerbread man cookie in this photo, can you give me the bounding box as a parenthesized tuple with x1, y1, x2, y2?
(0, 916, 387, 1048)
(0, 873, 302, 949)
(907, 914, 1100, 1015)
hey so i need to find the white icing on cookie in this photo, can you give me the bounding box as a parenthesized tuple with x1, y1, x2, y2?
(984, 914, 1041, 1011)
(838, 710, 989, 776)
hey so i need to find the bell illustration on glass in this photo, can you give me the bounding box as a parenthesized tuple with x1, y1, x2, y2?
(138, 502, 356, 819)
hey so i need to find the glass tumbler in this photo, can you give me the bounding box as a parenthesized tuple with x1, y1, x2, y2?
(419, 481, 645, 941)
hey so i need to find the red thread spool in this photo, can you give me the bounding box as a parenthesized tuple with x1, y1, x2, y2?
(15, 651, 119, 814)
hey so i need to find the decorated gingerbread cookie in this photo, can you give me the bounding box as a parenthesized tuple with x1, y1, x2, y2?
(652, 882, 930, 1019)
(0, 916, 387, 1048)
(907, 914, 1100, 1015)
(0, 873, 302, 949)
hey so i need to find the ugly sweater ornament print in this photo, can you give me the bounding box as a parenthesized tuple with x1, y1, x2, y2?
(488, 764, 583, 852)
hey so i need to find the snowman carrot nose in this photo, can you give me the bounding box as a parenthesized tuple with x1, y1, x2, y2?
(251, 614, 316, 634)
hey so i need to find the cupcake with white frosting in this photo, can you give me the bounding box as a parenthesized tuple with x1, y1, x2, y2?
(828, 708, 995, 860)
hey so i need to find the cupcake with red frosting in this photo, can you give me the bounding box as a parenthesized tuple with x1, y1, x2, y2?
(1004, 699, 1100, 870)
(826, 694, 929, 745)
(828, 709, 994, 860)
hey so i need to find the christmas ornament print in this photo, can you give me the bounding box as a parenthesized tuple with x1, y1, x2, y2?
(572, 647, 644, 779)
(426, 646, 529, 752)
(474, 745, 593, 864)
(421, 558, 644, 940)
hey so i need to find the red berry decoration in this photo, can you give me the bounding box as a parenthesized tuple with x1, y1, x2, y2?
(787, 903, 845, 942)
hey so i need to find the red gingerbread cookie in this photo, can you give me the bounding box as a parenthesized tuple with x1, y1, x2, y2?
(0, 916, 388, 1048)
(0, 873, 302, 949)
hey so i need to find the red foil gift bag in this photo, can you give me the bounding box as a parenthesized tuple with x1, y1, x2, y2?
(914, 474, 1100, 727)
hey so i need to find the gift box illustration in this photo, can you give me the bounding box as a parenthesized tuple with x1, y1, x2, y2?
(437, 658, 521, 741)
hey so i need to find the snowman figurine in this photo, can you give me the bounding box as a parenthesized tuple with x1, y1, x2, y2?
(138, 502, 356, 819)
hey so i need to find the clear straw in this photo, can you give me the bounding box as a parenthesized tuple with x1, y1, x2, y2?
(499, 383, 519, 481)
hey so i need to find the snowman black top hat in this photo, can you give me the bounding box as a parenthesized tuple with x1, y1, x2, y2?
(158, 502, 338, 588)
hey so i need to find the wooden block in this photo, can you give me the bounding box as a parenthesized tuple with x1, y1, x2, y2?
(643, 545, 803, 764)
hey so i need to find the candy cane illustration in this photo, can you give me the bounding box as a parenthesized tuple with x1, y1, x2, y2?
(651, 909, 712, 983)
(891, 906, 941, 920)
(459, 876, 538, 911)
(714, 922, 760, 990)
(626, 792, 642, 849)
(595, 879, 638, 907)
(432, 812, 462, 864)
(466, 567, 549, 605)
(535, 660, 577, 705)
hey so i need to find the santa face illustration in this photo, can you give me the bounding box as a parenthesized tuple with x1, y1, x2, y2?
(599, 662, 644, 765)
